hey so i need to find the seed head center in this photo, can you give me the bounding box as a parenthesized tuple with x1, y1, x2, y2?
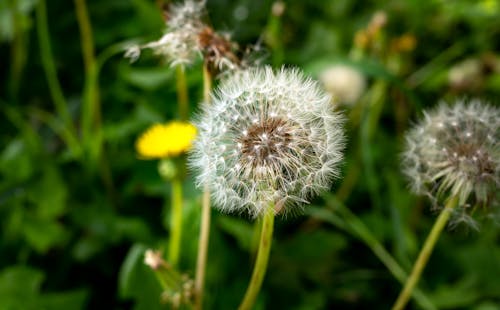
(238, 118, 292, 167)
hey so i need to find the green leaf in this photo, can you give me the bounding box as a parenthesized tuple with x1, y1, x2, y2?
(0, 265, 44, 310)
(118, 244, 164, 310)
(39, 289, 88, 310)
(217, 216, 255, 251)
(120, 65, 174, 91)
(72, 237, 104, 262)
(430, 276, 480, 309)
(22, 216, 67, 253)
(0, 138, 34, 182)
(28, 167, 67, 219)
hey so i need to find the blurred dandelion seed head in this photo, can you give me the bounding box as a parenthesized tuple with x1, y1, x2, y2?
(125, 0, 206, 67)
(190, 66, 345, 218)
(448, 58, 482, 90)
(124, 0, 244, 72)
(402, 99, 499, 223)
(166, 0, 206, 31)
(319, 64, 366, 105)
(136, 121, 197, 159)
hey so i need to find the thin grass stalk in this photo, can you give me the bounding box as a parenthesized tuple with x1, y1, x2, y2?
(9, 0, 27, 100)
(36, 0, 75, 137)
(392, 196, 459, 310)
(74, 0, 101, 161)
(360, 80, 386, 212)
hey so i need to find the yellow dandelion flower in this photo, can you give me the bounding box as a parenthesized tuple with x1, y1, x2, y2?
(136, 121, 197, 159)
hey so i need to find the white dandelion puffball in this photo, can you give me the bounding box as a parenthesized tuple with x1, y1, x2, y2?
(402, 100, 499, 218)
(190, 66, 345, 218)
(319, 64, 366, 105)
(125, 0, 206, 67)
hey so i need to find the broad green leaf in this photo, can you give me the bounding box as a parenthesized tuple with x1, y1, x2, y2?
(217, 216, 254, 252)
(0, 265, 43, 310)
(118, 243, 164, 310)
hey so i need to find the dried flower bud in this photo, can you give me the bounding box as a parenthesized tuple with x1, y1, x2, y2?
(124, 0, 246, 72)
(197, 27, 240, 72)
(402, 100, 499, 226)
(190, 66, 345, 218)
(144, 249, 165, 270)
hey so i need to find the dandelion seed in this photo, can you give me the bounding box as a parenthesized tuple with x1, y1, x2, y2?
(402, 99, 499, 224)
(190, 66, 345, 218)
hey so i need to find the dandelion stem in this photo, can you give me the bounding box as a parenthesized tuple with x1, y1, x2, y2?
(202, 63, 212, 103)
(169, 179, 184, 267)
(176, 65, 189, 120)
(195, 185, 211, 310)
(392, 195, 459, 310)
(194, 63, 213, 310)
(238, 206, 275, 310)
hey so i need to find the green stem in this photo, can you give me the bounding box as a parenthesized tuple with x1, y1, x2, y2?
(9, 0, 27, 101)
(195, 185, 211, 310)
(392, 196, 459, 310)
(169, 179, 183, 267)
(238, 206, 275, 310)
(194, 64, 212, 310)
(36, 0, 74, 135)
(202, 63, 212, 103)
(74, 0, 95, 70)
(74, 0, 101, 161)
(327, 197, 435, 310)
(176, 65, 189, 120)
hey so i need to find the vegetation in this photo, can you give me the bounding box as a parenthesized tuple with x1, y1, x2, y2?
(1, 0, 499, 309)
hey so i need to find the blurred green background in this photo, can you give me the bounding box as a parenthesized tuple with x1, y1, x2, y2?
(1, 0, 499, 309)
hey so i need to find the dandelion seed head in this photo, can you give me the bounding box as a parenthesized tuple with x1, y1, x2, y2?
(124, 0, 207, 67)
(319, 64, 366, 105)
(402, 99, 499, 224)
(166, 0, 206, 31)
(190, 66, 345, 218)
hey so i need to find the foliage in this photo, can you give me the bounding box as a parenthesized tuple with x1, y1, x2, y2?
(1, 0, 499, 309)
